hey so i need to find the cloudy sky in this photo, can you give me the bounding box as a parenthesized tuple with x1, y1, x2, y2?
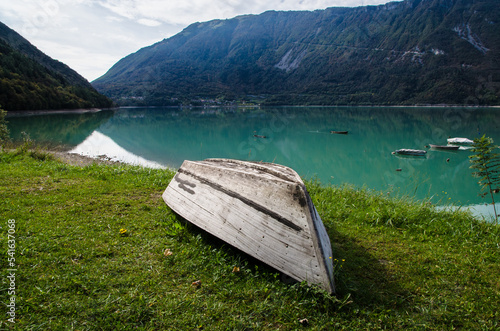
(0, 0, 394, 82)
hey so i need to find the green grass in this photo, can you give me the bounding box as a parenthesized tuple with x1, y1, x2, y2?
(1, 149, 499, 330)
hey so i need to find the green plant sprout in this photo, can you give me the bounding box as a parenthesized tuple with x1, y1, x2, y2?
(469, 135, 500, 223)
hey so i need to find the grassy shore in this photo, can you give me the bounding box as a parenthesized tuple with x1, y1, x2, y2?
(1, 148, 499, 330)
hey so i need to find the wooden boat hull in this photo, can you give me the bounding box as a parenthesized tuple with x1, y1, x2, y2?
(162, 159, 335, 293)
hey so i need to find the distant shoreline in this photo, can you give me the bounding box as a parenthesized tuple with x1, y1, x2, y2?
(5, 108, 117, 117)
(5, 104, 500, 117)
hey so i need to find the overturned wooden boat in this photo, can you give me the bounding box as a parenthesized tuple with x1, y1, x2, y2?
(162, 158, 335, 293)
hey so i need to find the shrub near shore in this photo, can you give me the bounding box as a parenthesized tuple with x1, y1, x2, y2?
(0, 149, 499, 330)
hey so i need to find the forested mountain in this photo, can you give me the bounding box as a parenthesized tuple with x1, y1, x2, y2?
(0, 22, 113, 111)
(93, 0, 500, 106)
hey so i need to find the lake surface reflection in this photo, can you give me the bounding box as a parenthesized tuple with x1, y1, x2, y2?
(7, 106, 500, 220)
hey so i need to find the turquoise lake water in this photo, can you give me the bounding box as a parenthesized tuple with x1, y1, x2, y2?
(7, 106, 500, 220)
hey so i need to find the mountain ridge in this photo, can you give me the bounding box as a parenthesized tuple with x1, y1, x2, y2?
(0, 21, 113, 111)
(93, 0, 500, 106)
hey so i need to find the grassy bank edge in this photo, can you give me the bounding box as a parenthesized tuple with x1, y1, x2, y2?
(1, 148, 499, 330)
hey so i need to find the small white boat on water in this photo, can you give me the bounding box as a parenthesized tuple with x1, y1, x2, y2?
(162, 159, 335, 293)
(447, 137, 474, 145)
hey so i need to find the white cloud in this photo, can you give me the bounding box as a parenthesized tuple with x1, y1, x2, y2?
(0, 0, 394, 81)
(97, 0, 137, 20)
(105, 15, 124, 23)
(97, 0, 391, 25)
(137, 18, 162, 27)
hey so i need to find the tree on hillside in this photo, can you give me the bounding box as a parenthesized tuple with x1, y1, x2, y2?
(0, 105, 9, 147)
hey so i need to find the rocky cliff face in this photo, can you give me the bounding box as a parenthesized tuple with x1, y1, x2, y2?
(93, 0, 500, 106)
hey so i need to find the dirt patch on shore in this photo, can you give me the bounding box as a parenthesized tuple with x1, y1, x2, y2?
(49, 151, 121, 167)
(6, 145, 128, 167)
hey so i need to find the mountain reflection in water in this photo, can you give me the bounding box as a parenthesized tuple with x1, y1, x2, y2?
(70, 131, 165, 169)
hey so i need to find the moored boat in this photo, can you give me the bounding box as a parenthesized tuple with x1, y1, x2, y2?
(162, 158, 335, 293)
(447, 137, 474, 145)
(393, 149, 427, 156)
(429, 144, 460, 151)
(331, 131, 348, 135)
